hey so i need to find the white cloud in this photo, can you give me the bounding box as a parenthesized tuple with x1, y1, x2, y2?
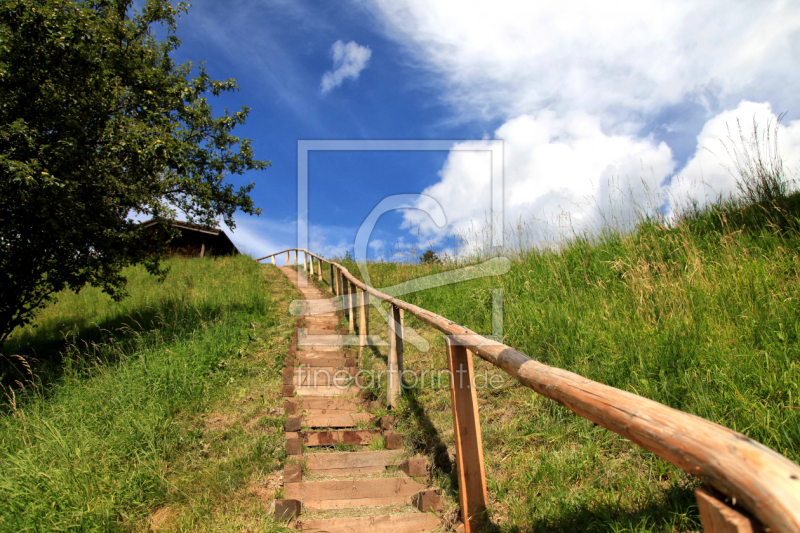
(404, 111, 675, 249)
(361, 0, 800, 126)
(321, 40, 372, 94)
(667, 101, 800, 213)
(363, 0, 800, 250)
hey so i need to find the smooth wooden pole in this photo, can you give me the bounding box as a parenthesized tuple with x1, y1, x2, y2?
(343, 279, 351, 331)
(302, 252, 307, 271)
(348, 282, 356, 334)
(286, 251, 290, 266)
(387, 304, 401, 408)
(317, 259, 322, 282)
(446, 338, 488, 532)
(396, 307, 404, 376)
(359, 290, 368, 354)
(294, 250, 298, 267)
(309, 255, 314, 276)
(271, 255, 275, 265)
(329, 263, 335, 294)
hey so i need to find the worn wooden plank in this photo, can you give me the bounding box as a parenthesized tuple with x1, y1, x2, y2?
(285, 477, 427, 505)
(295, 385, 360, 398)
(697, 486, 764, 533)
(447, 337, 488, 533)
(296, 357, 352, 368)
(306, 466, 386, 477)
(295, 365, 355, 374)
(297, 513, 441, 533)
(295, 350, 348, 359)
(305, 327, 339, 336)
(303, 429, 380, 446)
(295, 373, 354, 387)
(302, 412, 373, 428)
(296, 397, 366, 412)
(303, 450, 403, 472)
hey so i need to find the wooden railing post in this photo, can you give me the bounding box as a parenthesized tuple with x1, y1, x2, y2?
(446, 337, 488, 532)
(348, 282, 356, 334)
(317, 259, 322, 282)
(387, 303, 403, 408)
(271, 255, 275, 265)
(294, 249, 298, 267)
(286, 251, 289, 266)
(309, 255, 314, 276)
(358, 289, 368, 355)
(329, 263, 335, 294)
(302, 252, 307, 271)
(696, 486, 764, 533)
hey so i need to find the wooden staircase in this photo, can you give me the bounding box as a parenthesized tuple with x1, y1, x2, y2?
(276, 266, 442, 532)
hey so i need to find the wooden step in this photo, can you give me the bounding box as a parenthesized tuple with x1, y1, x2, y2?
(294, 365, 355, 374)
(296, 351, 349, 359)
(295, 372, 354, 387)
(296, 357, 354, 367)
(297, 513, 441, 533)
(304, 312, 338, 319)
(299, 334, 347, 346)
(299, 345, 343, 353)
(302, 412, 373, 428)
(304, 429, 381, 447)
(286, 397, 374, 415)
(295, 385, 360, 397)
(304, 316, 340, 323)
(285, 477, 427, 509)
(307, 327, 341, 335)
(304, 450, 402, 476)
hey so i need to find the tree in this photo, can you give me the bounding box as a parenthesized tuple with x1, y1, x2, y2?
(0, 0, 270, 345)
(421, 249, 440, 264)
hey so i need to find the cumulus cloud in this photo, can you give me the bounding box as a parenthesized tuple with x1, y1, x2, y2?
(403, 111, 675, 248)
(667, 101, 800, 213)
(363, 0, 800, 250)
(321, 40, 372, 94)
(361, 0, 800, 125)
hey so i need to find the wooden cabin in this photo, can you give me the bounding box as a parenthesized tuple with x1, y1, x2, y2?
(140, 219, 239, 257)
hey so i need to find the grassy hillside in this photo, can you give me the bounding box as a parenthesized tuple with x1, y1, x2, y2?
(0, 256, 296, 532)
(335, 195, 800, 532)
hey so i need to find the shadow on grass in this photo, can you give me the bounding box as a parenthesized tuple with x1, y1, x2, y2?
(0, 298, 255, 396)
(401, 385, 459, 499)
(484, 479, 698, 533)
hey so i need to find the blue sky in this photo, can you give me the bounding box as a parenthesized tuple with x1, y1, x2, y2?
(158, 0, 800, 260)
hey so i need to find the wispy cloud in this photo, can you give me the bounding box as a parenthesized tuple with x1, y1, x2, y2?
(360, 0, 800, 246)
(321, 40, 372, 94)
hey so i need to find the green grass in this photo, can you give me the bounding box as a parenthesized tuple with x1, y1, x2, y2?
(332, 195, 800, 532)
(0, 256, 297, 532)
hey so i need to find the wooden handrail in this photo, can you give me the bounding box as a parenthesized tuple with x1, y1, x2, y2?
(258, 248, 800, 532)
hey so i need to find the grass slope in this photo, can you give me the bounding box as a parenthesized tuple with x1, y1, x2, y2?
(0, 256, 297, 532)
(334, 199, 800, 532)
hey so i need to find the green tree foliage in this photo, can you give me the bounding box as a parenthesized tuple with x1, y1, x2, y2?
(0, 0, 270, 345)
(421, 249, 440, 264)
